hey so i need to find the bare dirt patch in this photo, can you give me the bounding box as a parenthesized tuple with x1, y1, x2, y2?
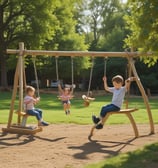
(0, 124, 158, 168)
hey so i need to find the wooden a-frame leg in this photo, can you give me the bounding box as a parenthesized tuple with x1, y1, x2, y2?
(88, 114, 110, 139)
(88, 112, 139, 139)
(126, 113, 139, 137)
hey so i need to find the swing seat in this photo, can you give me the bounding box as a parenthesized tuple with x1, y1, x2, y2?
(15, 111, 32, 127)
(89, 108, 139, 139)
(111, 108, 138, 114)
(3, 111, 43, 135)
(2, 126, 42, 135)
(84, 100, 90, 107)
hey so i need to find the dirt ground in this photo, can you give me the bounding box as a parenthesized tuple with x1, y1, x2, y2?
(0, 124, 158, 168)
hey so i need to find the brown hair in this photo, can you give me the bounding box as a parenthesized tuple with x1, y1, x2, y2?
(112, 75, 124, 84)
(25, 85, 35, 94)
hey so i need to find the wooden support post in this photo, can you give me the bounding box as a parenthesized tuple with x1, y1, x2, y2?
(125, 113, 139, 137)
(7, 60, 20, 128)
(18, 42, 25, 124)
(125, 59, 132, 109)
(7, 42, 24, 128)
(129, 58, 154, 134)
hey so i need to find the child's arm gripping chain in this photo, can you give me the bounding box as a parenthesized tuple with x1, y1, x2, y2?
(125, 77, 135, 91)
(103, 76, 110, 92)
(58, 83, 64, 94)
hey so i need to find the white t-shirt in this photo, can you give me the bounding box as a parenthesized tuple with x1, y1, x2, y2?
(109, 87, 126, 108)
(24, 95, 35, 110)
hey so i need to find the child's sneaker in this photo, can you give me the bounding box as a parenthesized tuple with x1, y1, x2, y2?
(41, 121, 49, 126)
(95, 123, 103, 129)
(92, 115, 100, 124)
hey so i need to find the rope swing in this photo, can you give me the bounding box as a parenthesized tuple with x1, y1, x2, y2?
(87, 57, 94, 97)
(71, 56, 74, 93)
(55, 56, 59, 81)
(82, 57, 95, 107)
(32, 57, 40, 98)
(104, 57, 108, 76)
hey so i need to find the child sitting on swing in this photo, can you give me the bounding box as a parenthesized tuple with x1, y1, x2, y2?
(24, 85, 49, 126)
(92, 75, 134, 129)
(58, 83, 74, 115)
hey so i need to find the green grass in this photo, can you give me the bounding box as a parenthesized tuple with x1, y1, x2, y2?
(0, 91, 158, 125)
(85, 143, 158, 168)
(1, 91, 158, 168)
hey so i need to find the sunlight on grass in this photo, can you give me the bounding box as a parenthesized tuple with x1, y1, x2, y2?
(0, 91, 158, 125)
(85, 143, 158, 168)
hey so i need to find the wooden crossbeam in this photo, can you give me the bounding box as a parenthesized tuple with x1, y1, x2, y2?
(6, 49, 153, 58)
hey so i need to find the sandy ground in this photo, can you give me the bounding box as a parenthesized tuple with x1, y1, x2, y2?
(0, 124, 158, 168)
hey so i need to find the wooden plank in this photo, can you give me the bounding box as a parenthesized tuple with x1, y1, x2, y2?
(6, 48, 154, 58)
(111, 108, 138, 114)
(18, 42, 24, 125)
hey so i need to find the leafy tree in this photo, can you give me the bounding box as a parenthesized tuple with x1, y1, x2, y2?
(76, 0, 130, 89)
(0, 0, 89, 88)
(38, 0, 89, 85)
(0, 0, 56, 88)
(124, 0, 158, 65)
(79, 0, 123, 50)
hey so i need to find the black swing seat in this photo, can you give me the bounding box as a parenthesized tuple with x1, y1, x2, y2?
(89, 108, 139, 138)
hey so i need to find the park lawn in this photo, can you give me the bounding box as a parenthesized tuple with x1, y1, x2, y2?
(0, 91, 157, 125)
(85, 142, 158, 168)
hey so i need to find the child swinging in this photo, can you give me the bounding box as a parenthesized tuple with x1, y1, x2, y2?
(58, 83, 74, 115)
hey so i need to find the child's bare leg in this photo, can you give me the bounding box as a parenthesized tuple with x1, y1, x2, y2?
(63, 103, 70, 115)
(63, 104, 67, 111)
(67, 104, 71, 114)
(67, 104, 70, 110)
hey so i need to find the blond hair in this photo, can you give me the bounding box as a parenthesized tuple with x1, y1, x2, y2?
(25, 85, 35, 94)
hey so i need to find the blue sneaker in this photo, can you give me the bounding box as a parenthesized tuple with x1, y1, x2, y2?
(92, 115, 100, 124)
(41, 121, 49, 126)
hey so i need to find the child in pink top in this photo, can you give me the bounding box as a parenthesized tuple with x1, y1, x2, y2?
(58, 84, 73, 115)
(24, 86, 49, 126)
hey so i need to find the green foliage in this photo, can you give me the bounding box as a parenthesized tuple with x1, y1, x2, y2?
(80, 0, 125, 51)
(99, 26, 126, 51)
(0, 0, 89, 86)
(1, 0, 57, 49)
(45, 0, 88, 51)
(124, 0, 158, 65)
(135, 60, 158, 90)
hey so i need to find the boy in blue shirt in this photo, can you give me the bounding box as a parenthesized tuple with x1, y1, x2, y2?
(92, 75, 134, 129)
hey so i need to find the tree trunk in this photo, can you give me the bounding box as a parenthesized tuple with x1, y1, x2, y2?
(0, 51, 8, 88)
(0, 5, 8, 88)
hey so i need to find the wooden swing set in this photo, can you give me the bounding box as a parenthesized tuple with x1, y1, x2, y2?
(2, 42, 154, 137)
